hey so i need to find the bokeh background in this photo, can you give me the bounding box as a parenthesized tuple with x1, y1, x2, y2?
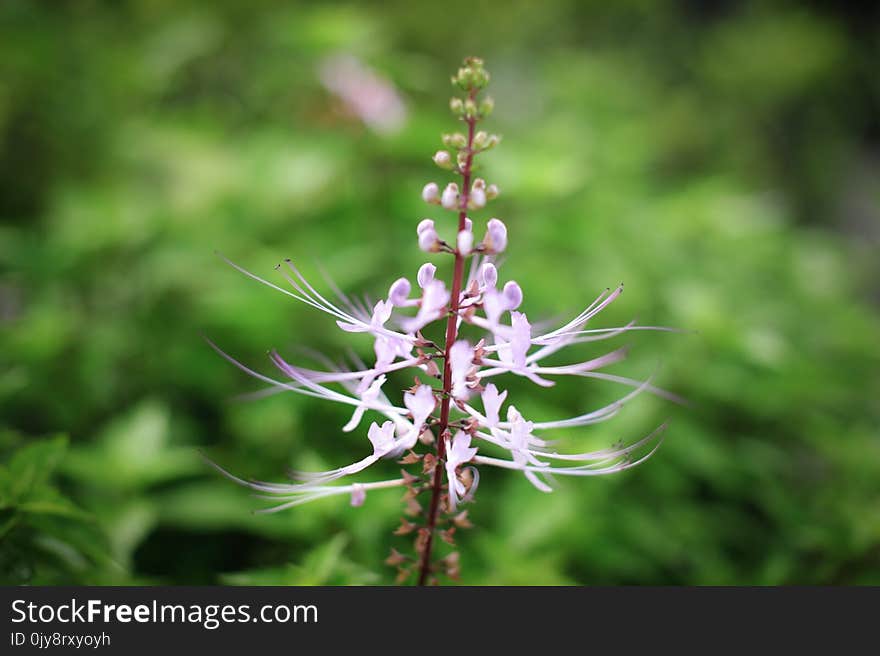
(2, 0, 879, 585)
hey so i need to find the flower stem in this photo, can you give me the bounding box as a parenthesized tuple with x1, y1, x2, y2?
(417, 97, 477, 586)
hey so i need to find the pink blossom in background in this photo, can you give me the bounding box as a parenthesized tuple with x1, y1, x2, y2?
(318, 54, 407, 135)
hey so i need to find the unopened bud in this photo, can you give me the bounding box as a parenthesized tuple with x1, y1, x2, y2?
(484, 134, 501, 149)
(417, 219, 440, 252)
(419, 226, 441, 252)
(479, 96, 494, 116)
(472, 131, 488, 149)
(456, 150, 468, 169)
(468, 187, 486, 210)
(486, 183, 499, 200)
(441, 183, 459, 210)
(433, 150, 452, 169)
(449, 97, 464, 115)
(453, 66, 474, 90)
(457, 229, 474, 256)
(464, 98, 477, 118)
(483, 218, 508, 253)
(422, 182, 440, 204)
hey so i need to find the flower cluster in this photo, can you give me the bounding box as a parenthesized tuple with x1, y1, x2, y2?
(208, 57, 678, 584)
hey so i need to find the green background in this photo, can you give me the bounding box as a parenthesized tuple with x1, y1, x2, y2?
(2, 0, 879, 585)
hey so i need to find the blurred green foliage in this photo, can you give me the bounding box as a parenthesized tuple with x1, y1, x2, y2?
(1, 0, 879, 585)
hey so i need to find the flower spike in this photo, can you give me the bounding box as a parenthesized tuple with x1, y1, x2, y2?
(206, 57, 680, 586)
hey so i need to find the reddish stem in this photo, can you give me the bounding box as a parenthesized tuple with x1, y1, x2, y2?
(416, 98, 477, 586)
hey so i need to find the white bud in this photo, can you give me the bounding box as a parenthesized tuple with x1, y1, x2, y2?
(422, 182, 440, 204)
(417, 218, 435, 235)
(472, 131, 488, 149)
(464, 217, 473, 232)
(418, 226, 440, 252)
(417, 262, 437, 288)
(483, 218, 508, 254)
(388, 278, 411, 306)
(433, 150, 452, 169)
(486, 183, 499, 200)
(441, 183, 459, 210)
(457, 229, 474, 256)
(472, 178, 486, 190)
(469, 187, 486, 209)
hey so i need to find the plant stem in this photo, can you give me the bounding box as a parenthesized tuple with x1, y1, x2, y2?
(416, 100, 477, 586)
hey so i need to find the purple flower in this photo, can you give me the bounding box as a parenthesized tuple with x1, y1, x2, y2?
(206, 58, 680, 584)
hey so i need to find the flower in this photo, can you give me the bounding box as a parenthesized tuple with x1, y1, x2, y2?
(400, 277, 450, 334)
(207, 58, 678, 583)
(318, 54, 407, 135)
(445, 431, 479, 511)
(449, 340, 475, 400)
(388, 277, 413, 307)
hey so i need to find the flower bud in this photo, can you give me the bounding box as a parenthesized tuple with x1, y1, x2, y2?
(486, 183, 499, 200)
(449, 97, 464, 116)
(417, 262, 437, 288)
(388, 277, 411, 306)
(472, 178, 486, 190)
(468, 186, 486, 210)
(457, 229, 474, 256)
(450, 133, 467, 149)
(422, 182, 440, 204)
(441, 183, 459, 210)
(433, 150, 452, 169)
(417, 219, 440, 252)
(456, 150, 468, 169)
(453, 67, 473, 90)
(472, 131, 488, 149)
(479, 96, 494, 116)
(483, 218, 508, 254)
(484, 134, 501, 150)
(418, 225, 440, 252)
(464, 217, 473, 232)
(464, 98, 478, 118)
